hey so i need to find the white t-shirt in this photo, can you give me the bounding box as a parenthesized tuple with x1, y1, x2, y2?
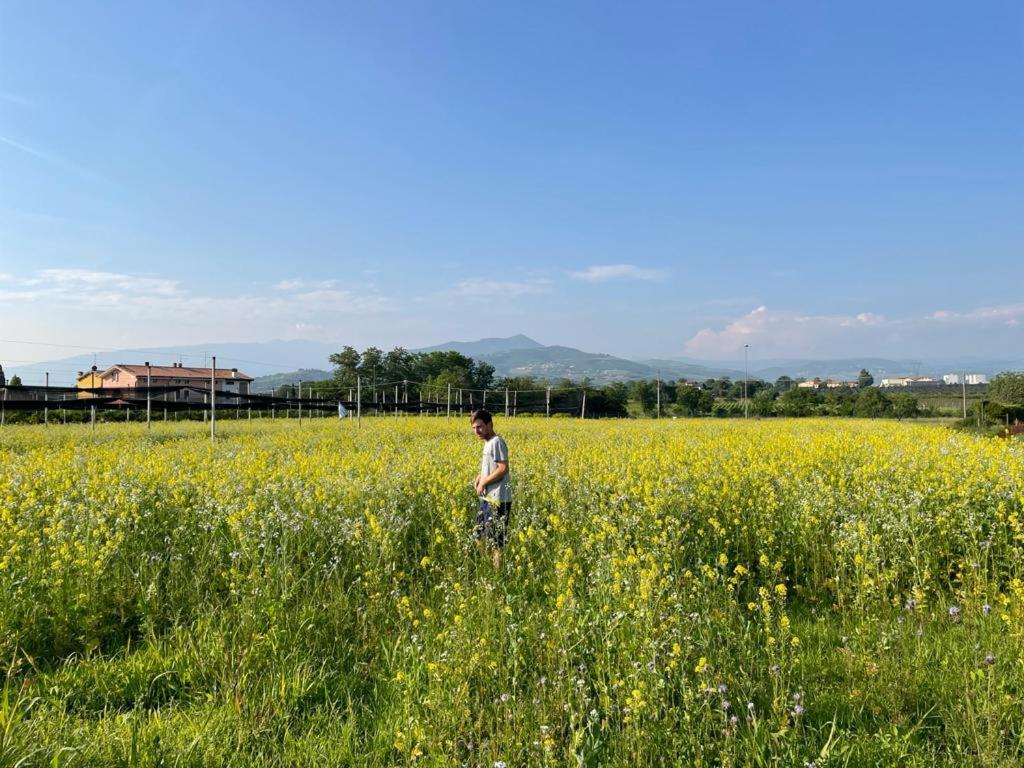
(480, 435, 511, 502)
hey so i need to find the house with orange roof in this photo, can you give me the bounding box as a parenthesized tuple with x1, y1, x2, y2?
(88, 363, 254, 404)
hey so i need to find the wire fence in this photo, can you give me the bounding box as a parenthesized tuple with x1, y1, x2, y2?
(0, 379, 596, 425)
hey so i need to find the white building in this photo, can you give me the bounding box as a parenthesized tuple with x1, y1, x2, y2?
(880, 376, 939, 388)
(943, 373, 988, 386)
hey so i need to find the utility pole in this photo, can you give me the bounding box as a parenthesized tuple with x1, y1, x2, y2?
(743, 344, 750, 419)
(505, 387, 509, 418)
(146, 362, 152, 430)
(90, 365, 97, 431)
(580, 388, 586, 420)
(546, 386, 551, 418)
(656, 371, 661, 419)
(210, 356, 217, 440)
(447, 383, 451, 421)
(356, 376, 362, 428)
(298, 379, 303, 426)
(962, 373, 967, 420)
(45, 371, 49, 427)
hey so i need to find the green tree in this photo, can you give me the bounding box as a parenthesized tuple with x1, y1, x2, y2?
(823, 386, 857, 416)
(854, 387, 892, 418)
(857, 368, 874, 388)
(358, 347, 385, 393)
(674, 385, 714, 416)
(777, 387, 819, 417)
(750, 388, 777, 417)
(328, 346, 361, 389)
(8, 374, 22, 386)
(891, 392, 919, 421)
(630, 380, 657, 415)
(774, 375, 794, 393)
(989, 372, 1024, 405)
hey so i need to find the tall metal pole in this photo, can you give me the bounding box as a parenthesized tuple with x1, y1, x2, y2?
(743, 344, 749, 419)
(210, 356, 217, 440)
(580, 388, 586, 419)
(962, 373, 967, 420)
(45, 371, 49, 427)
(146, 362, 152, 430)
(656, 372, 660, 419)
(90, 366, 97, 431)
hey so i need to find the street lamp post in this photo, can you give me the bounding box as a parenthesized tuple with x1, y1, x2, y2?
(743, 344, 749, 419)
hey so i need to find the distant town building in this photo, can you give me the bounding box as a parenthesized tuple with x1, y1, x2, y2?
(81, 363, 253, 404)
(942, 373, 988, 386)
(880, 376, 940, 388)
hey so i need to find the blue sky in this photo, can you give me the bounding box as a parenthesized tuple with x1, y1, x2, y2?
(1, 1, 1022, 366)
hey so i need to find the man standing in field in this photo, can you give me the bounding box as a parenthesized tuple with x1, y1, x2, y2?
(471, 409, 511, 569)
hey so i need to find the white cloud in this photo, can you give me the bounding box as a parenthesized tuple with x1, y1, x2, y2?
(571, 264, 666, 282)
(274, 278, 339, 292)
(685, 302, 1024, 359)
(0, 268, 395, 321)
(449, 278, 551, 298)
(929, 304, 1024, 325)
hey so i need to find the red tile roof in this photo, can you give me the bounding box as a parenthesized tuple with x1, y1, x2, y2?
(102, 364, 254, 381)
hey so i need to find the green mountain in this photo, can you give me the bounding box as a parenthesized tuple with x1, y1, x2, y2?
(416, 334, 544, 356)
(251, 369, 332, 393)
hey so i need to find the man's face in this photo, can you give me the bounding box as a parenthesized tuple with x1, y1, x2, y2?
(472, 419, 493, 440)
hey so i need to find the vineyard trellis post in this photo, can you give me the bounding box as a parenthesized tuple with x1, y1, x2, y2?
(505, 388, 509, 418)
(146, 362, 152, 430)
(298, 379, 303, 427)
(581, 388, 586, 420)
(447, 383, 451, 421)
(210, 356, 217, 440)
(546, 387, 551, 418)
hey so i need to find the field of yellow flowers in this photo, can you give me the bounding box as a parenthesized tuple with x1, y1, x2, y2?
(1, 418, 1023, 766)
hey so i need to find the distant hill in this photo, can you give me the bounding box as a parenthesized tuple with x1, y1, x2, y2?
(5, 340, 340, 386)
(416, 334, 544, 357)
(750, 358, 926, 382)
(637, 359, 745, 380)
(251, 369, 333, 393)
(8, 335, 1021, 388)
(480, 345, 654, 383)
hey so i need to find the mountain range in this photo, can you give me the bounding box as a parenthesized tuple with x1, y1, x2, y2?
(5, 337, 1021, 388)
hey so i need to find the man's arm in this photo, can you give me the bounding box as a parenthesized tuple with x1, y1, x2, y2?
(476, 461, 508, 495)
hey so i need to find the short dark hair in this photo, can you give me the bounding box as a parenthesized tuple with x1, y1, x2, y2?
(470, 408, 493, 425)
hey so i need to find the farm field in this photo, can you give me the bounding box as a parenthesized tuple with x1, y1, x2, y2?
(1, 419, 1023, 766)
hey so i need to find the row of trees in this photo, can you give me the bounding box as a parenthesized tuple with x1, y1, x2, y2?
(313, 348, 1024, 421)
(316, 347, 632, 416)
(629, 378, 921, 418)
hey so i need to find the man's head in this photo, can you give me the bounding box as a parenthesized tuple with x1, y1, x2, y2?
(471, 409, 495, 440)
